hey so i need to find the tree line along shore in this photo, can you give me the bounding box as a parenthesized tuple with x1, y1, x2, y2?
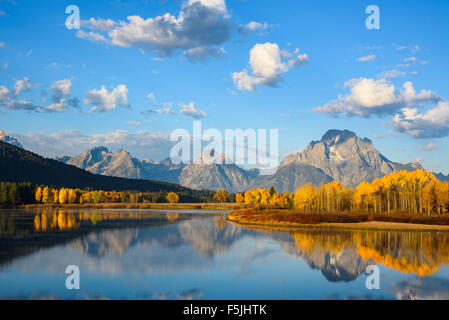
(2, 169, 449, 229)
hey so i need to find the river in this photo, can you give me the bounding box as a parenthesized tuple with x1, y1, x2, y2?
(1, 208, 449, 299)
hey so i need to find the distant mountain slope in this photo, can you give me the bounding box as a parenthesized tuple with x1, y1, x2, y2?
(0, 130, 23, 149)
(66, 146, 145, 179)
(250, 163, 333, 193)
(59, 146, 183, 184)
(59, 147, 253, 192)
(179, 163, 253, 193)
(177, 148, 254, 192)
(280, 129, 422, 187)
(435, 172, 449, 182)
(0, 141, 200, 194)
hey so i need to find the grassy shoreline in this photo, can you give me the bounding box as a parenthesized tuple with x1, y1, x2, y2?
(227, 208, 449, 232)
(16, 202, 250, 211)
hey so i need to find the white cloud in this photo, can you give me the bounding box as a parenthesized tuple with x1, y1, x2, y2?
(26, 49, 32, 56)
(84, 84, 129, 112)
(238, 21, 272, 35)
(0, 10, 6, 17)
(126, 121, 141, 127)
(184, 46, 226, 62)
(142, 107, 176, 115)
(76, 30, 109, 44)
(147, 92, 156, 103)
(44, 100, 67, 113)
(37, 79, 79, 113)
(357, 54, 376, 62)
(76, 0, 232, 61)
(50, 79, 71, 103)
(232, 42, 308, 92)
(0, 85, 11, 102)
(314, 78, 441, 117)
(3, 100, 38, 112)
(395, 46, 407, 51)
(395, 45, 420, 53)
(1, 78, 77, 113)
(0, 42, 4, 48)
(391, 101, 449, 138)
(81, 17, 117, 32)
(377, 69, 405, 79)
(420, 142, 436, 151)
(13, 76, 33, 96)
(404, 56, 428, 65)
(180, 102, 207, 118)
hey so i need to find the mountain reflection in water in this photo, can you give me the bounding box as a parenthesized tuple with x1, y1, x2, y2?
(1, 208, 449, 299)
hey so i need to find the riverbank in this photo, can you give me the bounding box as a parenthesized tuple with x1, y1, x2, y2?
(17, 202, 251, 211)
(227, 209, 449, 231)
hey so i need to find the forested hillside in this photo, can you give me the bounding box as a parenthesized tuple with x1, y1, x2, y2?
(0, 141, 213, 200)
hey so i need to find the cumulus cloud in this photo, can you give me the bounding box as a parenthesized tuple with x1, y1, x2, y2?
(184, 46, 226, 62)
(81, 17, 117, 32)
(232, 42, 308, 92)
(357, 54, 376, 62)
(76, 0, 232, 61)
(84, 84, 129, 112)
(3, 100, 38, 112)
(76, 30, 110, 44)
(238, 21, 272, 35)
(420, 141, 436, 151)
(391, 101, 449, 138)
(0, 85, 11, 102)
(38, 79, 79, 113)
(180, 102, 207, 118)
(50, 79, 71, 103)
(1, 78, 79, 113)
(13, 76, 33, 96)
(314, 78, 441, 118)
(0, 80, 41, 112)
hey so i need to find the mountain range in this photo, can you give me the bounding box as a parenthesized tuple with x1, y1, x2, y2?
(52, 129, 433, 192)
(1, 129, 445, 192)
(0, 140, 212, 202)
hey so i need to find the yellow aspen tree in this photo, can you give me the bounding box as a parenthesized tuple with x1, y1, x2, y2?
(35, 186, 42, 203)
(235, 193, 244, 203)
(166, 192, 179, 203)
(52, 189, 59, 204)
(42, 186, 50, 204)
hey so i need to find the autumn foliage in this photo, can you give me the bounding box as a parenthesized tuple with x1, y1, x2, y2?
(213, 189, 229, 203)
(33, 186, 182, 205)
(239, 170, 449, 215)
(242, 188, 290, 209)
(166, 192, 180, 203)
(292, 169, 449, 215)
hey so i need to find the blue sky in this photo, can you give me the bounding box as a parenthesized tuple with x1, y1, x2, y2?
(0, 0, 448, 174)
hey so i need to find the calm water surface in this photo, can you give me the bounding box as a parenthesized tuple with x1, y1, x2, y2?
(1, 208, 449, 300)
